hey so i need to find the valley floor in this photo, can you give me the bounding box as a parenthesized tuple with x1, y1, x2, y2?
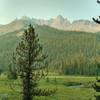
(0, 75, 97, 100)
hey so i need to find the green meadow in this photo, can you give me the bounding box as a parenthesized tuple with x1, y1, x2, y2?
(0, 75, 97, 100)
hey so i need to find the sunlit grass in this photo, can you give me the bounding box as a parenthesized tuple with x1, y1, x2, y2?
(0, 75, 96, 100)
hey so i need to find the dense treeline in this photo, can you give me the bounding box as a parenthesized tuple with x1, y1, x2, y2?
(0, 25, 100, 76)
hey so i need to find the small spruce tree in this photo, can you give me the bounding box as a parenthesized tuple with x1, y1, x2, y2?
(7, 64, 17, 80)
(93, 0, 100, 99)
(93, 77, 100, 100)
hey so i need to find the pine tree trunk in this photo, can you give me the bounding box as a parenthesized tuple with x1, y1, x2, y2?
(23, 73, 32, 100)
(23, 37, 33, 100)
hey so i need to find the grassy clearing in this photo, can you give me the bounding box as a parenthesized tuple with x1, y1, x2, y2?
(0, 76, 96, 100)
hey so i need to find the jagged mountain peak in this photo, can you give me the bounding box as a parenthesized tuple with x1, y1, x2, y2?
(0, 15, 100, 34)
(55, 15, 64, 20)
(20, 16, 31, 20)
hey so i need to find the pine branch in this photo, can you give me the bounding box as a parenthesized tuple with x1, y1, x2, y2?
(97, 0, 100, 3)
(34, 88, 57, 96)
(93, 17, 100, 24)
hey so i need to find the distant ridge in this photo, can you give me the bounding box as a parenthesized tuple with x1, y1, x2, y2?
(0, 15, 100, 34)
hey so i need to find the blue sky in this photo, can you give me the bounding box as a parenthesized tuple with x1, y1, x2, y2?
(0, 0, 100, 24)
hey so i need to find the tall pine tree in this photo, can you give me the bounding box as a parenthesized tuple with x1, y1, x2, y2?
(13, 24, 55, 100)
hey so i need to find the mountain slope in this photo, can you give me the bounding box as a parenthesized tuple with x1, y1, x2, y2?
(0, 25, 99, 75)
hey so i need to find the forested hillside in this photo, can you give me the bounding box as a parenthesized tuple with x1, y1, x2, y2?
(0, 25, 100, 76)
